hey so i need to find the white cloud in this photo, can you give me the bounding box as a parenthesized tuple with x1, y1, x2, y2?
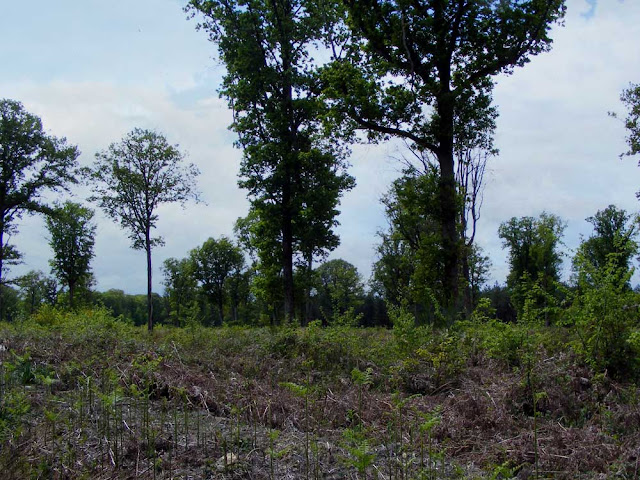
(2, 0, 640, 295)
(1, 80, 247, 293)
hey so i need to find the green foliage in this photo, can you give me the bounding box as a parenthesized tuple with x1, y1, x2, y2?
(0, 99, 79, 304)
(573, 205, 638, 289)
(46, 201, 96, 308)
(517, 272, 565, 326)
(459, 318, 541, 368)
(614, 83, 640, 159)
(90, 128, 200, 330)
(0, 389, 30, 441)
(15, 270, 57, 316)
(389, 301, 419, 354)
(0, 284, 20, 322)
(340, 426, 375, 475)
(373, 169, 441, 313)
(190, 236, 245, 326)
(162, 257, 199, 326)
(314, 259, 364, 325)
(374, 167, 490, 322)
(470, 297, 496, 323)
(322, 0, 566, 309)
(568, 249, 640, 378)
(90, 128, 200, 252)
(94, 289, 169, 326)
(188, 0, 353, 323)
(499, 213, 566, 322)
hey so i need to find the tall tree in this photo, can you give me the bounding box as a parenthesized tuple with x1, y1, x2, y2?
(573, 205, 638, 289)
(16, 270, 57, 315)
(234, 211, 285, 323)
(322, 0, 566, 312)
(498, 213, 565, 321)
(615, 83, 640, 159)
(295, 150, 355, 323)
(373, 167, 444, 320)
(0, 99, 79, 316)
(314, 258, 364, 324)
(46, 201, 96, 308)
(162, 257, 200, 326)
(397, 142, 491, 312)
(187, 0, 353, 323)
(190, 236, 245, 326)
(371, 229, 415, 306)
(89, 128, 200, 331)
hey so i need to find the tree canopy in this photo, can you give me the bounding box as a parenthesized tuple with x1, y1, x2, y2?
(499, 213, 566, 321)
(90, 128, 200, 330)
(187, 0, 353, 323)
(190, 236, 245, 326)
(321, 0, 566, 313)
(618, 83, 640, 159)
(573, 205, 638, 290)
(46, 201, 96, 308)
(0, 99, 79, 289)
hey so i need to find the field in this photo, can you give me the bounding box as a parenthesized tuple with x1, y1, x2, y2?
(1, 308, 640, 479)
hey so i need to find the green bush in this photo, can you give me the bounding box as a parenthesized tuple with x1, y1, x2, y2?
(568, 252, 640, 378)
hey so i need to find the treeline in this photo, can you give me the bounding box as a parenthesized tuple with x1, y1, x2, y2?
(2, 1, 639, 333)
(3, 201, 638, 336)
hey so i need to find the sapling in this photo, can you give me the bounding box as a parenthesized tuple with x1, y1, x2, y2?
(341, 426, 375, 477)
(280, 381, 312, 478)
(351, 367, 373, 424)
(418, 407, 442, 480)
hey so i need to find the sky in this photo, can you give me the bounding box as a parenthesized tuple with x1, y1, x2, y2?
(0, 0, 639, 294)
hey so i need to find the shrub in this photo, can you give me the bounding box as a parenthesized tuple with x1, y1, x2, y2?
(568, 252, 640, 378)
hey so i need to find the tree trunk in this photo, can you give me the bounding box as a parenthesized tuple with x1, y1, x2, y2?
(304, 254, 312, 326)
(146, 233, 153, 332)
(279, 3, 296, 325)
(435, 124, 461, 318)
(69, 280, 75, 309)
(217, 292, 224, 326)
(0, 227, 4, 322)
(433, 27, 461, 317)
(282, 206, 295, 323)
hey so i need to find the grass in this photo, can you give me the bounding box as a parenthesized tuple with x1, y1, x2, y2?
(1, 308, 640, 478)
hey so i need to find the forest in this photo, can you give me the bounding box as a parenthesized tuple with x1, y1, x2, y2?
(1, 0, 640, 478)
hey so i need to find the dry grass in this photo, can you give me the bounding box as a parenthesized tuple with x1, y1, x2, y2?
(1, 312, 640, 479)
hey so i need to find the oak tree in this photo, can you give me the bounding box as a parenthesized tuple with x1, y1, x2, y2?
(322, 0, 566, 312)
(46, 201, 96, 308)
(0, 99, 79, 315)
(190, 236, 245, 326)
(90, 128, 200, 331)
(187, 0, 353, 323)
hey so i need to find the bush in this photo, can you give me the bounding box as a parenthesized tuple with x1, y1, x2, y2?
(567, 252, 640, 378)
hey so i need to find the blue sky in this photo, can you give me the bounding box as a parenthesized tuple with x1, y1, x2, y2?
(1, 0, 639, 294)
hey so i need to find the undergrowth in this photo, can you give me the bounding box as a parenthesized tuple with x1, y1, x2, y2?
(0, 307, 639, 478)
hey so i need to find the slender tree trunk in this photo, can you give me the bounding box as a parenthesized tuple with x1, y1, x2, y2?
(0, 227, 4, 322)
(304, 254, 312, 326)
(279, 2, 296, 325)
(146, 233, 153, 332)
(217, 291, 224, 326)
(69, 281, 75, 310)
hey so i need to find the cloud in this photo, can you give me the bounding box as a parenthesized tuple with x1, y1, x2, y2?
(477, 0, 640, 283)
(2, 0, 640, 295)
(1, 80, 248, 293)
